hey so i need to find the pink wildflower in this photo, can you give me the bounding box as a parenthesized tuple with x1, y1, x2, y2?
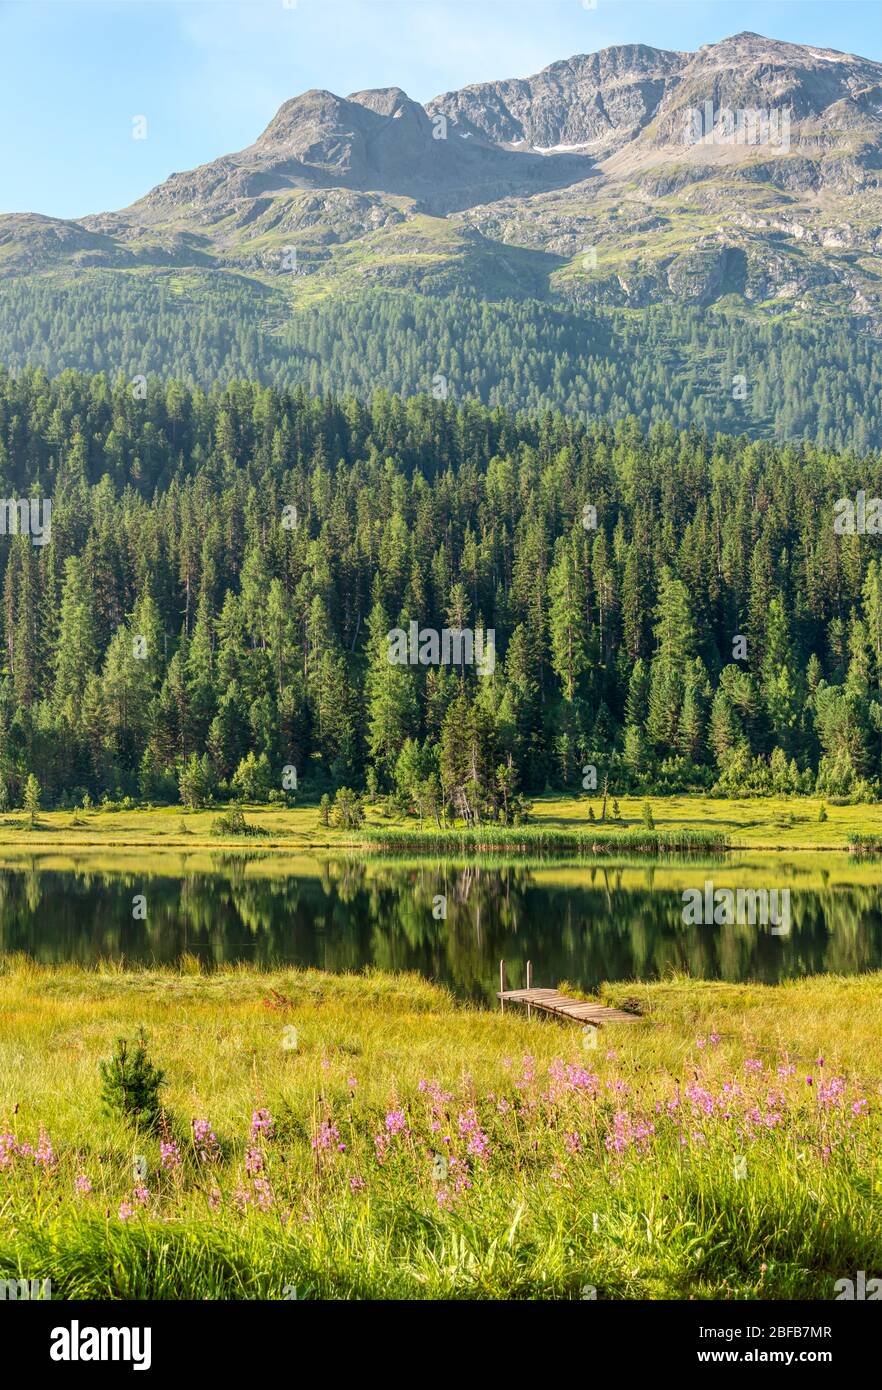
(192, 1118, 221, 1163)
(250, 1107, 275, 1141)
(160, 1139, 182, 1170)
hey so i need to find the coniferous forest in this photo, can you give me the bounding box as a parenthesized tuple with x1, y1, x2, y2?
(1, 282, 880, 454)
(0, 365, 881, 815)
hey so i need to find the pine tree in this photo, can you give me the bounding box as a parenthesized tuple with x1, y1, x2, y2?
(23, 773, 41, 826)
(548, 542, 588, 702)
(53, 557, 98, 714)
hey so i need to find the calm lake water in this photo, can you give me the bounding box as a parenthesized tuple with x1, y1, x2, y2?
(2, 852, 881, 1001)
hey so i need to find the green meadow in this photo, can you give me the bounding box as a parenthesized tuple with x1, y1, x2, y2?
(1, 959, 880, 1300)
(0, 793, 879, 852)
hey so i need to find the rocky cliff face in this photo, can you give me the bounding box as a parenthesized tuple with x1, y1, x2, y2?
(2, 32, 881, 325)
(426, 43, 686, 153)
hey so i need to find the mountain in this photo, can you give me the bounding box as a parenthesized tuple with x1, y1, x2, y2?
(1, 31, 881, 450)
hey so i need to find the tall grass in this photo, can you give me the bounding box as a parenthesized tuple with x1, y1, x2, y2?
(361, 824, 730, 855)
(848, 834, 882, 856)
(0, 961, 878, 1299)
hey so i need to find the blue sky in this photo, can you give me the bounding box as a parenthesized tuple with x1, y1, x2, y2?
(2, 0, 880, 219)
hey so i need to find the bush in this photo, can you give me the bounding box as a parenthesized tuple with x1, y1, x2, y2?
(210, 807, 268, 838)
(99, 1029, 165, 1133)
(330, 787, 365, 830)
(642, 800, 655, 830)
(231, 752, 274, 802)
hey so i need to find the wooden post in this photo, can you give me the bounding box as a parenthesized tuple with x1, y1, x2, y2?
(499, 959, 506, 1013)
(526, 959, 532, 1019)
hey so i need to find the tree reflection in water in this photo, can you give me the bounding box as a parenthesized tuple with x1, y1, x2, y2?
(0, 856, 879, 1002)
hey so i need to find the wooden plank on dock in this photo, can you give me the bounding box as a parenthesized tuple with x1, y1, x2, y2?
(496, 985, 639, 1025)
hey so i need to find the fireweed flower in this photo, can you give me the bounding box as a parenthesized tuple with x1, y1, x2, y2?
(685, 1082, 715, 1116)
(75, 1174, 92, 1197)
(418, 1078, 454, 1114)
(606, 1078, 630, 1096)
(604, 1110, 655, 1157)
(515, 1056, 536, 1090)
(349, 1175, 366, 1193)
(311, 1119, 345, 1154)
(250, 1108, 275, 1141)
(34, 1129, 57, 1173)
(160, 1139, 182, 1170)
(118, 1200, 135, 1222)
(436, 1156, 473, 1209)
(232, 1184, 252, 1214)
(0, 1131, 19, 1168)
(548, 1060, 600, 1099)
(564, 1131, 583, 1156)
(252, 1177, 274, 1211)
(817, 1077, 847, 1108)
(374, 1107, 412, 1164)
(245, 1147, 264, 1176)
(133, 1185, 150, 1207)
(457, 1108, 490, 1162)
(192, 1118, 221, 1163)
(208, 1187, 222, 1212)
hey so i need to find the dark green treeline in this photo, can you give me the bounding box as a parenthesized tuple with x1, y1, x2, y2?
(0, 366, 881, 812)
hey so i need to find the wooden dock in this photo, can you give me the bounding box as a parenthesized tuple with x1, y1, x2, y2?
(497, 961, 640, 1025)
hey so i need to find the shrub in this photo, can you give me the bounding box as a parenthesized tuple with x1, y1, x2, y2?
(99, 1029, 165, 1133)
(330, 787, 365, 830)
(210, 808, 268, 838)
(231, 752, 274, 802)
